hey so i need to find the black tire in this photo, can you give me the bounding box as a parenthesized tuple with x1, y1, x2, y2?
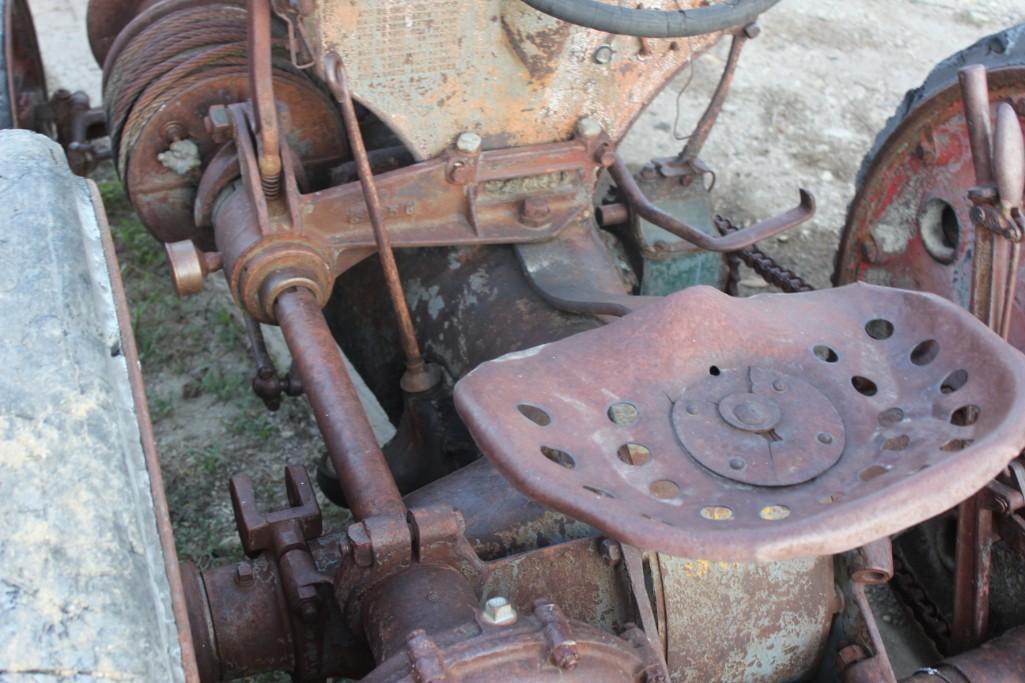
(855, 23, 1025, 190)
(834, 22, 1025, 287)
(0, 0, 48, 130)
(0, 0, 17, 129)
(833, 23, 1025, 645)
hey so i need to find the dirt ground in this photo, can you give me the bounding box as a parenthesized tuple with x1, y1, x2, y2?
(29, 0, 1024, 679)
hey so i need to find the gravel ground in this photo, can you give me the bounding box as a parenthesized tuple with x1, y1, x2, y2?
(29, 0, 1024, 679)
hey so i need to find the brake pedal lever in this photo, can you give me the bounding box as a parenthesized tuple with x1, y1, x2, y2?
(610, 157, 815, 252)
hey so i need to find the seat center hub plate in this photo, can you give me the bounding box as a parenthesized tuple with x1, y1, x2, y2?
(672, 367, 845, 486)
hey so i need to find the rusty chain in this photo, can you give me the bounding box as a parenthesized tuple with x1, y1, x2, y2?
(891, 553, 953, 653)
(714, 215, 815, 293)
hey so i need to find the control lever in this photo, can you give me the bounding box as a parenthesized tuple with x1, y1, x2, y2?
(993, 102, 1025, 339)
(609, 157, 814, 252)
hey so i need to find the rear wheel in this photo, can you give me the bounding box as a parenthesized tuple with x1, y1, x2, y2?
(834, 23, 1025, 343)
(834, 23, 1025, 644)
(0, 0, 48, 130)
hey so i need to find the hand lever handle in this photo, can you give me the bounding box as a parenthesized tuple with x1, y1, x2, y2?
(610, 158, 815, 252)
(994, 102, 1024, 214)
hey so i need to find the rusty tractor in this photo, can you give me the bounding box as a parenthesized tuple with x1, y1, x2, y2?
(2, 1, 1025, 681)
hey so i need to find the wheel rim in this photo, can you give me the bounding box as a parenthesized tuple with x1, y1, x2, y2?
(835, 66, 1025, 347)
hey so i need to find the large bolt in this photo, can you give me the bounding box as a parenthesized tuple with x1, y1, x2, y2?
(519, 196, 552, 227)
(743, 22, 761, 39)
(234, 561, 254, 587)
(205, 105, 232, 143)
(481, 596, 518, 625)
(455, 132, 482, 154)
(576, 116, 602, 139)
(348, 521, 374, 568)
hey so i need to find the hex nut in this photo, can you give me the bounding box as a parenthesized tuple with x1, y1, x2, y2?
(482, 596, 518, 625)
(455, 132, 482, 153)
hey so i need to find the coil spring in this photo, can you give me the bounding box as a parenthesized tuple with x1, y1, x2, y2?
(103, 1, 300, 178)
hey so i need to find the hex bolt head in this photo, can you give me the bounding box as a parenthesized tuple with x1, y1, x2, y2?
(519, 196, 552, 227)
(205, 104, 232, 143)
(235, 561, 254, 586)
(455, 132, 482, 153)
(348, 521, 374, 568)
(593, 44, 614, 64)
(743, 23, 761, 39)
(576, 116, 602, 139)
(482, 596, 518, 625)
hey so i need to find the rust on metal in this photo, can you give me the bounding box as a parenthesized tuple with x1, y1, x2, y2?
(716, 215, 815, 293)
(902, 626, 1025, 681)
(247, 0, 282, 196)
(656, 554, 837, 682)
(455, 283, 1025, 560)
(677, 25, 753, 164)
(5, 0, 48, 130)
(304, 0, 723, 159)
(323, 52, 430, 389)
(276, 287, 406, 520)
(836, 64, 1025, 342)
(76, 1, 1025, 681)
(92, 182, 201, 681)
(610, 157, 815, 252)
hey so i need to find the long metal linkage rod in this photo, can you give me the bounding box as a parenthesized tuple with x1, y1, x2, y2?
(678, 25, 754, 163)
(276, 287, 406, 520)
(951, 64, 995, 654)
(322, 52, 431, 391)
(247, 0, 282, 197)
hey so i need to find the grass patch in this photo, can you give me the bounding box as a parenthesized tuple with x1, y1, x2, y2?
(99, 175, 327, 574)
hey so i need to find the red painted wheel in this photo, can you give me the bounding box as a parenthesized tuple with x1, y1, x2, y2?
(834, 24, 1025, 345)
(1, 0, 48, 130)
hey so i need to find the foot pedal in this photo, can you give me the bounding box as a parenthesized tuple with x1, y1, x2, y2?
(455, 284, 1025, 561)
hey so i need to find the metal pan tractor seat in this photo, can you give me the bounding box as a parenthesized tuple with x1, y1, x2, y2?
(454, 284, 1025, 561)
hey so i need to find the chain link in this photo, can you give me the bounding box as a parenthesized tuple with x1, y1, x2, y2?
(891, 554, 952, 653)
(714, 216, 815, 293)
